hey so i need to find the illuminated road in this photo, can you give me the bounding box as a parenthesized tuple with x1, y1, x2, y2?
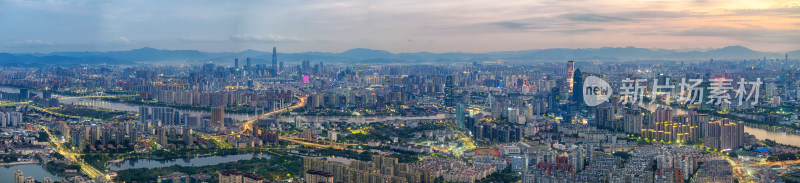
(41, 126, 110, 181)
(279, 136, 339, 149)
(237, 96, 307, 135)
(763, 159, 800, 166)
(232, 95, 365, 151)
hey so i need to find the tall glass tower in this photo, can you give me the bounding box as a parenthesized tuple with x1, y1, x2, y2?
(272, 47, 278, 75)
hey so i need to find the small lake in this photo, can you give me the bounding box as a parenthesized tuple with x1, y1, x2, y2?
(0, 164, 67, 182)
(108, 153, 271, 171)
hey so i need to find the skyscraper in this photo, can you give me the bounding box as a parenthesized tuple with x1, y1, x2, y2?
(234, 58, 239, 69)
(444, 75, 455, 107)
(456, 103, 466, 129)
(302, 60, 311, 74)
(246, 57, 251, 71)
(572, 69, 583, 105)
(566, 60, 575, 92)
(318, 61, 324, 75)
(272, 47, 278, 75)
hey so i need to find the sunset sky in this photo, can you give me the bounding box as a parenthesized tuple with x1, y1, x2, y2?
(1, 0, 798, 53)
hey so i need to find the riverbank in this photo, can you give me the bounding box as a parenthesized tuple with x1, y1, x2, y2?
(0, 160, 39, 166)
(99, 96, 268, 114)
(113, 152, 301, 182)
(108, 152, 272, 171)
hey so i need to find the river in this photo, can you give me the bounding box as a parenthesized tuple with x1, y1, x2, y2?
(281, 113, 451, 124)
(108, 153, 271, 171)
(742, 126, 800, 147)
(0, 86, 254, 121)
(58, 98, 254, 121)
(0, 164, 67, 182)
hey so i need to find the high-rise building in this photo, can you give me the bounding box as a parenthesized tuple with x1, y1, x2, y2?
(444, 75, 455, 107)
(252, 124, 260, 137)
(688, 111, 709, 140)
(183, 128, 193, 146)
(766, 83, 777, 98)
(246, 57, 251, 71)
(456, 103, 466, 129)
(262, 130, 280, 146)
(243, 172, 264, 183)
(158, 126, 167, 146)
(317, 61, 324, 75)
(71, 127, 85, 151)
(596, 103, 614, 129)
(642, 120, 697, 143)
(624, 108, 644, 134)
(655, 106, 674, 123)
(0, 111, 22, 127)
(703, 119, 744, 150)
(302, 60, 311, 74)
(328, 131, 338, 142)
(211, 107, 225, 128)
(305, 170, 334, 183)
(15, 169, 23, 183)
(566, 60, 575, 92)
(234, 58, 239, 69)
(572, 69, 583, 105)
(42, 90, 52, 99)
(796, 86, 800, 101)
(219, 170, 243, 183)
(511, 155, 529, 173)
(19, 88, 28, 101)
(272, 47, 278, 75)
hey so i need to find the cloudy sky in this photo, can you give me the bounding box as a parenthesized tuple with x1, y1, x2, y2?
(1, 0, 799, 53)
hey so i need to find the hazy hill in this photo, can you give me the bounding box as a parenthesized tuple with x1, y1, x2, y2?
(0, 46, 795, 65)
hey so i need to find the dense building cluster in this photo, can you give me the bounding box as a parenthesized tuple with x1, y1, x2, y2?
(2, 46, 800, 183)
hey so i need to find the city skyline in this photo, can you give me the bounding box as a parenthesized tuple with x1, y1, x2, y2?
(1, 0, 798, 53)
(3, 1, 800, 183)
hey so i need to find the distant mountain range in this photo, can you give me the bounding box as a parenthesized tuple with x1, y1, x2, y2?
(1, 46, 798, 65)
